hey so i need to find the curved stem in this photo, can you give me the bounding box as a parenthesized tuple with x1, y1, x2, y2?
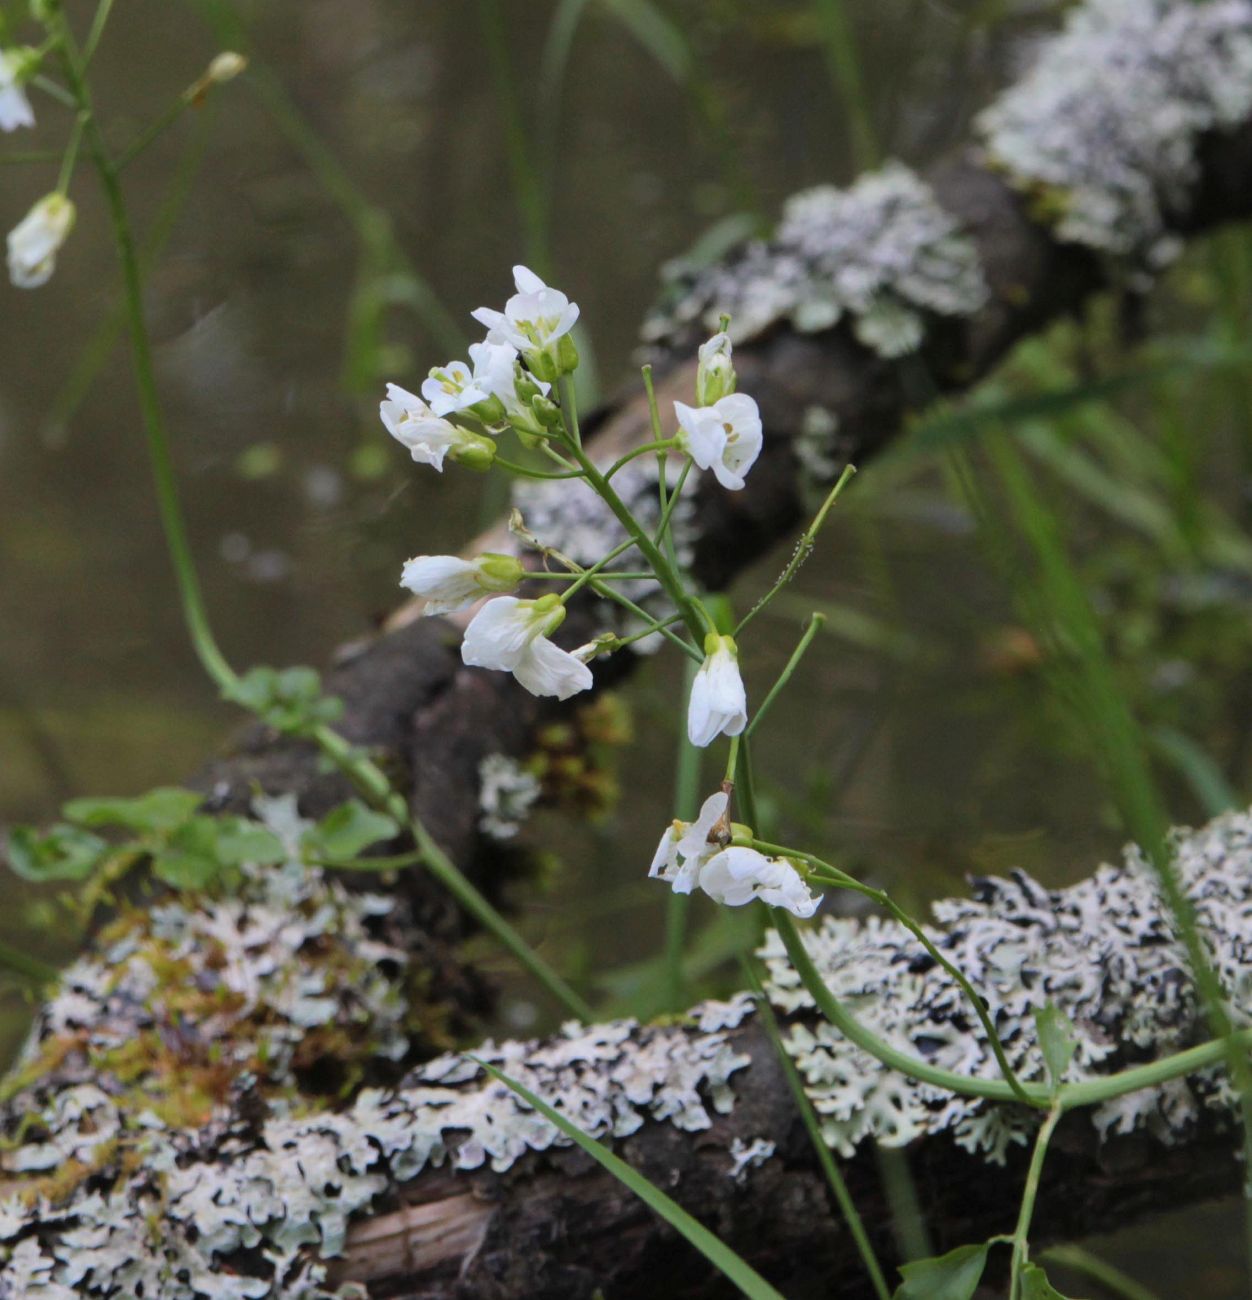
(58, 17, 592, 1025)
(1009, 1105, 1062, 1300)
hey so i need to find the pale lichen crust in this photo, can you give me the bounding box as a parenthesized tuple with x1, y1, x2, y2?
(762, 809, 1252, 1164)
(641, 162, 987, 358)
(0, 996, 753, 1298)
(477, 753, 541, 841)
(978, 0, 1252, 262)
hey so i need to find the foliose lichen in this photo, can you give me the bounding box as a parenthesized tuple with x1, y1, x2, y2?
(762, 808, 1252, 1164)
(640, 162, 988, 358)
(978, 0, 1252, 263)
(477, 753, 541, 841)
(0, 996, 754, 1297)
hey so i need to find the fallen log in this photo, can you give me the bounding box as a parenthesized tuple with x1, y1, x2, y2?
(5, 0, 1252, 1295)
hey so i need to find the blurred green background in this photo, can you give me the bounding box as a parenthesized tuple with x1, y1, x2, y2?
(3, 0, 1252, 1290)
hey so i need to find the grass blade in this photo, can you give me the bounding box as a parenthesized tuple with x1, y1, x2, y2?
(476, 1058, 787, 1300)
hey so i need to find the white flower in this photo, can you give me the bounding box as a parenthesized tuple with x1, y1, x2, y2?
(471, 265, 580, 382)
(698, 846, 821, 917)
(421, 359, 491, 418)
(469, 339, 550, 433)
(649, 791, 728, 895)
(7, 193, 75, 289)
(400, 553, 525, 616)
(0, 51, 34, 133)
(379, 383, 495, 472)
(674, 393, 763, 491)
(696, 332, 736, 406)
(688, 633, 747, 748)
(461, 594, 593, 700)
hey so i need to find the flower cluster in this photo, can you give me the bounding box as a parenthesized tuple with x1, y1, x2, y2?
(649, 792, 821, 918)
(380, 262, 828, 923)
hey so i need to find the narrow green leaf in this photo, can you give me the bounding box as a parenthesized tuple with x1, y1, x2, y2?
(1034, 1005, 1078, 1091)
(1022, 1262, 1082, 1299)
(63, 787, 201, 833)
(893, 1243, 990, 1300)
(303, 800, 399, 863)
(5, 824, 109, 883)
(477, 1059, 787, 1300)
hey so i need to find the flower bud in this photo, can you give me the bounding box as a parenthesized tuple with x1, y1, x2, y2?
(208, 51, 248, 83)
(448, 431, 497, 472)
(696, 332, 736, 406)
(477, 552, 526, 592)
(530, 394, 562, 429)
(556, 333, 580, 377)
(7, 193, 75, 289)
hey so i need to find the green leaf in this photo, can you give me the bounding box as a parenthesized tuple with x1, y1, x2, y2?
(63, 787, 202, 833)
(478, 1059, 786, 1300)
(302, 800, 399, 863)
(151, 817, 223, 890)
(1034, 1005, 1077, 1091)
(5, 824, 109, 883)
(212, 818, 287, 867)
(893, 1243, 990, 1300)
(224, 664, 344, 733)
(1022, 1263, 1082, 1299)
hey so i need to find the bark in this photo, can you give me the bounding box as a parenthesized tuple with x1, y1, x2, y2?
(6, 2, 1252, 1296)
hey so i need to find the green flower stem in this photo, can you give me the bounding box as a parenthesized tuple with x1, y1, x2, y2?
(82, 0, 119, 66)
(587, 578, 701, 661)
(609, 612, 687, 651)
(1008, 1104, 1062, 1300)
(736, 465, 856, 635)
(743, 961, 891, 1300)
(59, 17, 592, 1027)
(772, 851, 1036, 1107)
(557, 534, 643, 603)
(558, 374, 583, 449)
(525, 570, 655, 582)
(654, 458, 693, 548)
(641, 364, 680, 568)
(55, 111, 84, 194)
(775, 912, 1050, 1105)
(493, 457, 583, 480)
(311, 725, 594, 1022)
(603, 439, 680, 482)
(561, 429, 709, 643)
(745, 613, 825, 739)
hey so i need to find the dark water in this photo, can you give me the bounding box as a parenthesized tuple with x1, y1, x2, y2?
(0, 0, 1241, 1292)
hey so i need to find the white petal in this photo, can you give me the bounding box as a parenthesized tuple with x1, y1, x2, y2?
(513, 264, 547, 295)
(511, 635, 594, 700)
(649, 826, 681, 879)
(687, 648, 747, 748)
(674, 401, 726, 473)
(676, 791, 729, 859)
(400, 555, 481, 616)
(461, 597, 536, 671)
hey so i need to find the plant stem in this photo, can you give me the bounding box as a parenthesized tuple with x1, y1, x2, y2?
(1008, 1105, 1062, 1300)
(59, 17, 591, 1025)
(664, 654, 702, 1012)
(736, 465, 856, 634)
(743, 961, 891, 1300)
(746, 613, 825, 738)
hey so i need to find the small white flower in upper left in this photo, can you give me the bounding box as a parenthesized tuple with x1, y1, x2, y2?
(461, 593, 593, 700)
(472, 265, 580, 383)
(7, 193, 75, 289)
(674, 393, 762, 491)
(422, 359, 491, 418)
(400, 553, 525, 616)
(0, 50, 35, 133)
(688, 633, 747, 748)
